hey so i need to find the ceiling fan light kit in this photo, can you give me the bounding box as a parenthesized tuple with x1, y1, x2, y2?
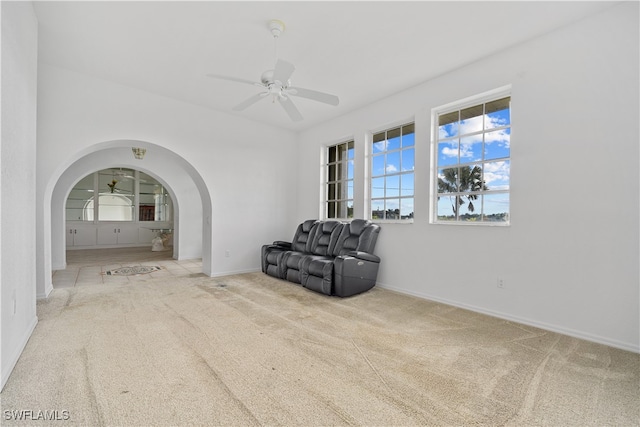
(206, 19, 339, 122)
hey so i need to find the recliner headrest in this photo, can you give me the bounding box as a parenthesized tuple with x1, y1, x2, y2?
(348, 219, 370, 236)
(322, 221, 341, 233)
(302, 219, 318, 232)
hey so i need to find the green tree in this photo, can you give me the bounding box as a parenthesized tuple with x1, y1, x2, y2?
(438, 166, 487, 218)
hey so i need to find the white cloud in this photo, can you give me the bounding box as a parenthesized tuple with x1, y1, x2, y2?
(386, 164, 398, 173)
(439, 128, 447, 139)
(441, 146, 458, 158)
(459, 116, 483, 134)
(484, 161, 509, 173)
(483, 161, 510, 188)
(485, 128, 510, 148)
(373, 141, 387, 152)
(460, 145, 474, 159)
(487, 114, 509, 129)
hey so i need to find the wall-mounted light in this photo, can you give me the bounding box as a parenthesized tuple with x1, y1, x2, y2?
(132, 147, 146, 160)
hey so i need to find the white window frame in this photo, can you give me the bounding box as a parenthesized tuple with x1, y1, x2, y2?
(324, 140, 354, 219)
(431, 86, 511, 226)
(369, 121, 415, 222)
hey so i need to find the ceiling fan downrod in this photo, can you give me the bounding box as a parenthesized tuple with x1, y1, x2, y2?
(269, 19, 285, 60)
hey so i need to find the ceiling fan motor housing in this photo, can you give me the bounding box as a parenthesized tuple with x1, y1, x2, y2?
(260, 70, 274, 85)
(261, 69, 290, 88)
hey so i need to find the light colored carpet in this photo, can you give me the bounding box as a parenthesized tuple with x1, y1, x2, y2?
(1, 272, 638, 426)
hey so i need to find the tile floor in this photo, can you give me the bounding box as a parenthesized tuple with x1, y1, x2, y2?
(52, 246, 204, 288)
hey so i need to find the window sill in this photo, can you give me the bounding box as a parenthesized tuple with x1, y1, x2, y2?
(371, 219, 414, 225)
(432, 221, 510, 227)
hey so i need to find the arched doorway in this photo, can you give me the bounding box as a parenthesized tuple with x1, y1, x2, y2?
(38, 140, 213, 298)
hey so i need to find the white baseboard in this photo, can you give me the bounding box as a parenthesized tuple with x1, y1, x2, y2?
(52, 262, 66, 271)
(37, 282, 54, 300)
(211, 268, 260, 278)
(1, 315, 38, 391)
(376, 283, 639, 354)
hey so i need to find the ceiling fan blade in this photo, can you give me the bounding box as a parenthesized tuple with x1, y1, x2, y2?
(279, 96, 304, 122)
(206, 73, 263, 87)
(288, 87, 340, 106)
(233, 92, 268, 111)
(273, 59, 296, 84)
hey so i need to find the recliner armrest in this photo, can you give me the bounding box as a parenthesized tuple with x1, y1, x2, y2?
(272, 241, 292, 249)
(333, 252, 381, 297)
(344, 251, 380, 263)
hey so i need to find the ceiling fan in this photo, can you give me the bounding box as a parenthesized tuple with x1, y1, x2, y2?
(112, 169, 148, 183)
(206, 20, 339, 122)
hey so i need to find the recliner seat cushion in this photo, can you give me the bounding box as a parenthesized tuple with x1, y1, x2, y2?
(277, 250, 308, 283)
(306, 257, 333, 276)
(301, 257, 334, 295)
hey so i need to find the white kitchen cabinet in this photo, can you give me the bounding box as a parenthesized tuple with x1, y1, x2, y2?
(66, 222, 172, 249)
(66, 226, 97, 247)
(97, 225, 139, 245)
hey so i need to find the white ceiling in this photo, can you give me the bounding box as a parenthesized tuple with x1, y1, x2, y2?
(33, 1, 617, 132)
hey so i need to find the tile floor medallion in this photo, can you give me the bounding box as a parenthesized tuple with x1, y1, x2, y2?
(103, 265, 162, 276)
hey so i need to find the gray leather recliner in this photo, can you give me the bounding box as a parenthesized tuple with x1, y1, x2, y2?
(279, 220, 343, 284)
(261, 219, 381, 297)
(301, 219, 380, 296)
(261, 219, 318, 279)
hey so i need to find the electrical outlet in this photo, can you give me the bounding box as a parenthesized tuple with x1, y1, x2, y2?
(225, 250, 231, 258)
(497, 277, 505, 289)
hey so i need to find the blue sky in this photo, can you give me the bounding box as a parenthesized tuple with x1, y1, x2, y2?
(371, 129, 415, 217)
(437, 105, 511, 218)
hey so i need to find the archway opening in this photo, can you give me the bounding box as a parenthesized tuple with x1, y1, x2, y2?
(40, 141, 213, 298)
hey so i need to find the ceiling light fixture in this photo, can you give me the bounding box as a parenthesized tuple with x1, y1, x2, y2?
(132, 147, 146, 160)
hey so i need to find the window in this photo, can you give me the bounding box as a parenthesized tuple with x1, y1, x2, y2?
(139, 172, 171, 222)
(434, 94, 511, 224)
(66, 174, 95, 221)
(66, 168, 173, 223)
(371, 123, 415, 220)
(84, 195, 134, 221)
(325, 141, 354, 219)
(98, 169, 134, 221)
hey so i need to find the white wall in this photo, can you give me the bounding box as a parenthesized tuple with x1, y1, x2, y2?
(1, 1, 39, 390)
(297, 3, 639, 352)
(36, 63, 299, 295)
